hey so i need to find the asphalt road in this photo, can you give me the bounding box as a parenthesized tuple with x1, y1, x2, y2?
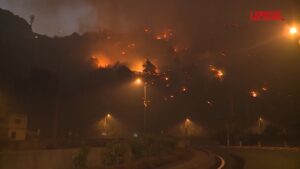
(156, 150, 220, 169)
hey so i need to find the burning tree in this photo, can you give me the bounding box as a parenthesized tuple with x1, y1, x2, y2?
(143, 59, 157, 75)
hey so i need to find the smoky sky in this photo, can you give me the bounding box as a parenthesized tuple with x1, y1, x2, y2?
(0, 0, 299, 37)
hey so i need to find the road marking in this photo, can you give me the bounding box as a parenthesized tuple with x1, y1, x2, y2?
(216, 155, 225, 169)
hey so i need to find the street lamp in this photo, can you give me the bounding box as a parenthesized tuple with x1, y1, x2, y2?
(289, 26, 300, 46)
(257, 116, 264, 147)
(135, 78, 142, 85)
(258, 116, 263, 133)
(289, 26, 298, 35)
(104, 113, 111, 135)
(184, 118, 191, 147)
(184, 118, 190, 137)
(135, 78, 148, 132)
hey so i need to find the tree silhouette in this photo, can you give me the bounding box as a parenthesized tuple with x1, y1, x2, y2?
(142, 59, 157, 75)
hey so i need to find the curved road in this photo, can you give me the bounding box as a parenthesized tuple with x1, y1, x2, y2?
(156, 150, 224, 169)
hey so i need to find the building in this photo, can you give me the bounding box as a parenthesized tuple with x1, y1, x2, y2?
(0, 113, 27, 141)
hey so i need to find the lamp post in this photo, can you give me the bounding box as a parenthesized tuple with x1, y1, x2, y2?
(184, 118, 190, 137)
(104, 113, 111, 135)
(288, 26, 300, 46)
(184, 118, 190, 147)
(257, 116, 263, 147)
(258, 116, 263, 133)
(135, 78, 148, 133)
(289, 26, 298, 35)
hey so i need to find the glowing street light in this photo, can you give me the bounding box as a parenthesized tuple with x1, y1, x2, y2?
(135, 78, 142, 85)
(184, 118, 191, 136)
(135, 78, 148, 132)
(289, 26, 298, 35)
(258, 116, 264, 131)
(104, 113, 112, 135)
(287, 25, 300, 47)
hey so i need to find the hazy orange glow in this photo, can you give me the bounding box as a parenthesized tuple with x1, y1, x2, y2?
(91, 54, 112, 68)
(130, 60, 144, 72)
(173, 47, 179, 53)
(155, 35, 162, 40)
(121, 51, 126, 55)
(181, 87, 187, 92)
(155, 29, 173, 41)
(144, 28, 151, 33)
(127, 43, 136, 48)
(185, 118, 191, 123)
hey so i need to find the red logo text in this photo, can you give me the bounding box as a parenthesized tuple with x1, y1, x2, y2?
(250, 10, 284, 21)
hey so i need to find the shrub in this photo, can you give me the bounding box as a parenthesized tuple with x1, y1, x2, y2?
(103, 141, 128, 166)
(73, 145, 90, 169)
(129, 135, 177, 159)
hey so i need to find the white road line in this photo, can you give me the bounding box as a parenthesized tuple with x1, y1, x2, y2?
(216, 155, 225, 169)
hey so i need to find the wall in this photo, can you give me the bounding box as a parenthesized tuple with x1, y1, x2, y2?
(0, 147, 105, 169)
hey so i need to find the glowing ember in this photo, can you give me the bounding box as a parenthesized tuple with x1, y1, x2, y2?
(209, 65, 217, 72)
(155, 29, 173, 41)
(209, 65, 224, 79)
(185, 118, 191, 123)
(144, 28, 151, 33)
(155, 35, 162, 40)
(165, 77, 169, 81)
(128, 43, 136, 48)
(173, 47, 178, 53)
(181, 87, 187, 92)
(250, 90, 259, 98)
(262, 87, 268, 91)
(216, 70, 224, 78)
(170, 95, 175, 98)
(207, 101, 212, 106)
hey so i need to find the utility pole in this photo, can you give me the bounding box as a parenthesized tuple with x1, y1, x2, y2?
(143, 82, 148, 133)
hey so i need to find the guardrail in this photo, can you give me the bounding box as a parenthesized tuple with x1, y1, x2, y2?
(224, 146, 300, 151)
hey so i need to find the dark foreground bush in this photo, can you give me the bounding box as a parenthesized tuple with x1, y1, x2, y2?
(102, 135, 178, 168)
(102, 141, 128, 166)
(73, 145, 90, 169)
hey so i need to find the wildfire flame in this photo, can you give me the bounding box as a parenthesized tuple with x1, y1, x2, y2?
(155, 29, 173, 41)
(130, 60, 144, 72)
(91, 54, 112, 68)
(250, 90, 259, 98)
(209, 65, 224, 79)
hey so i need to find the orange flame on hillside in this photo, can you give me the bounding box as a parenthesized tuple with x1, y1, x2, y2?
(91, 54, 112, 68)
